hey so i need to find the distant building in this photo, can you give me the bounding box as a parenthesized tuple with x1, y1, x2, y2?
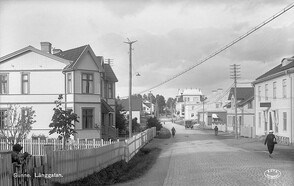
(224, 87, 255, 135)
(252, 56, 294, 144)
(197, 88, 228, 128)
(0, 42, 118, 140)
(117, 96, 143, 123)
(142, 100, 154, 115)
(175, 88, 202, 120)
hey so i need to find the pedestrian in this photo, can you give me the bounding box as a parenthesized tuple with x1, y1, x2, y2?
(171, 127, 176, 138)
(264, 130, 277, 158)
(11, 144, 23, 164)
(214, 126, 218, 136)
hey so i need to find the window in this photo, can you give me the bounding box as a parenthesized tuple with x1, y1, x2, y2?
(21, 73, 29, 94)
(283, 112, 287, 131)
(108, 83, 113, 98)
(258, 86, 261, 101)
(82, 108, 93, 129)
(0, 74, 8, 94)
(258, 112, 261, 128)
(82, 73, 94, 94)
(273, 82, 276, 99)
(0, 109, 6, 129)
(282, 79, 287, 98)
(265, 84, 268, 101)
(67, 73, 72, 93)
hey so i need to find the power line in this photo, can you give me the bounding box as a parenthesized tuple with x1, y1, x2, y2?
(136, 2, 294, 95)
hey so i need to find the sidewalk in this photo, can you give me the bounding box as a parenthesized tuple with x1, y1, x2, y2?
(200, 129, 294, 161)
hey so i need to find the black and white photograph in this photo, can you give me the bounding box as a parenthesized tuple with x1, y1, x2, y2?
(0, 0, 294, 185)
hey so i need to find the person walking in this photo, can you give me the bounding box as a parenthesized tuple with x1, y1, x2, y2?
(171, 127, 176, 138)
(264, 130, 277, 158)
(214, 126, 218, 136)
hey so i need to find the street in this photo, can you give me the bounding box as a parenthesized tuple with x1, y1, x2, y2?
(115, 122, 294, 186)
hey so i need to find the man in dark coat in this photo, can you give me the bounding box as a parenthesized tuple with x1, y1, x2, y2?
(11, 144, 23, 164)
(171, 127, 176, 137)
(264, 130, 277, 158)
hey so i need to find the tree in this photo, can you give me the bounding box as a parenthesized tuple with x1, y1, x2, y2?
(0, 105, 36, 145)
(115, 102, 127, 133)
(146, 117, 162, 131)
(148, 92, 156, 104)
(49, 95, 79, 148)
(143, 94, 148, 101)
(166, 97, 174, 109)
(156, 95, 166, 114)
(132, 117, 140, 133)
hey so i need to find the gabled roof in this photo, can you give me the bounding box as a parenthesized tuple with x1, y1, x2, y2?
(54, 45, 87, 62)
(0, 46, 70, 64)
(104, 64, 118, 82)
(255, 57, 294, 81)
(117, 96, 142, 111)
(228, 87, 254, 101)
(143, 102, 151, 108)
(54, 45, 88, 69)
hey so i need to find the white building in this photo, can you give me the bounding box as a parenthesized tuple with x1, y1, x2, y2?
(118, 96, 142, 124)
(224, 87, 255, 136)
(142, 100, 154, 115)
(252, 57, 294, 144)
(175, 88, 203, 120)
(197, 88, 228, 128)
(0, 42, 117, 140)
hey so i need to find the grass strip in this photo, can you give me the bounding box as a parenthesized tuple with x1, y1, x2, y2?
(54, 147, 161, 186)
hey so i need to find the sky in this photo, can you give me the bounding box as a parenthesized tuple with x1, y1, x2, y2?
(1, 0, 294, 99)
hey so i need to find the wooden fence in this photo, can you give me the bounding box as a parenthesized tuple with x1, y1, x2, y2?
(0, 127, 156, 185)
(0, 138, 118, 156)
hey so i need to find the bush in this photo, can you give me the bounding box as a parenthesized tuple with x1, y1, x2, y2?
(146, 117, 162, 131)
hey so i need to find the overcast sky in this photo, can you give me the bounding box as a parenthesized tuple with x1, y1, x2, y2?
(1, 0, 294, 99)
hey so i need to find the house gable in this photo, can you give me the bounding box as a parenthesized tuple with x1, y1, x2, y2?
(0, 46, 71, 71)
(0, 51, 69, 71)
(75, 51, 100, 71)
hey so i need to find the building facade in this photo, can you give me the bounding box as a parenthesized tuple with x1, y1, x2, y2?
(252, 57, 294, 144)
(0, 42, 117, 140)
(225, 87, 255, 135)
(175, 88, 203, 120)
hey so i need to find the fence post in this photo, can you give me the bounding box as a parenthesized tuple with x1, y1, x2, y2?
(124, 139, 129, 162)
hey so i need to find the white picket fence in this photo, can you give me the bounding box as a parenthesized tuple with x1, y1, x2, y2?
(0, 127, 157, 185)
(0, 138, 118, 156)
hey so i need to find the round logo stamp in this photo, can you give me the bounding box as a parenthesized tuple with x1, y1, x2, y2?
(264, 169, 281, 180)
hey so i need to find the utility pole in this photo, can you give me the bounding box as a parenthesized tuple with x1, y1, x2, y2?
(201, 95, 207, 129)
(230, 64, 241, 139)
(124, 39, 137, 138)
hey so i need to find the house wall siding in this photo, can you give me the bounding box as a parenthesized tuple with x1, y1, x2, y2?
(255, 72, 293, 143)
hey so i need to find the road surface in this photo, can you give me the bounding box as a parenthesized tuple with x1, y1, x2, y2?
(115, 122, 294, 186)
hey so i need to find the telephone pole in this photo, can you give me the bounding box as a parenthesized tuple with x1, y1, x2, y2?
(230, 64, 241, 139)
(124, 39, 137, 138)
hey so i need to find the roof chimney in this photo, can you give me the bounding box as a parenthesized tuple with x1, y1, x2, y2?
(53, 48, 62, 54)
(40, 42, 52, 54)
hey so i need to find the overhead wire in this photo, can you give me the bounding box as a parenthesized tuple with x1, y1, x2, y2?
(136, 2, 294, 95)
